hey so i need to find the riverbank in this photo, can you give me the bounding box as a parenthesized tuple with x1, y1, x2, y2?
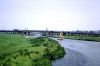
(0, 34, 65, 66)
(64, 35, 100, 42)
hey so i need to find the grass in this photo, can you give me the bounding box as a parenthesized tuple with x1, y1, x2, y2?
(64, 35, 100, 42)
(0, 34, 65, 66)
(0, 34, 31, 57)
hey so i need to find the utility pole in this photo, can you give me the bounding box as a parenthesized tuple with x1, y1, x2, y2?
(26, 28, 29, 40)
(26, 28, 28, 35)
(46, 28, 48, 37)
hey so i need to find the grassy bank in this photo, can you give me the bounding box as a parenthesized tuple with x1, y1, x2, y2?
(0, 34, 65, 66)
(64, 35, 100, 42)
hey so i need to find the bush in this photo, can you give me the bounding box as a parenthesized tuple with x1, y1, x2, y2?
(0, 35, 65, 66)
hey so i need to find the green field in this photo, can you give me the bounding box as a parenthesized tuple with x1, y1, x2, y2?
(64, 35, 100, 42)
(0, 34, 65, 66)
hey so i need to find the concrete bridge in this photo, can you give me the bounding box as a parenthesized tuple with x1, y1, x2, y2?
(0, 30, 100, 37)
(0, 30, 60, 37)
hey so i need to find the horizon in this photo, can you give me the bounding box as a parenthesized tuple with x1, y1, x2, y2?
(0, 29, 100, 32)
(0, 0, 100, 31)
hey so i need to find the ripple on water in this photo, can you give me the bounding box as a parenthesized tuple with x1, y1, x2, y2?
(52, 48, 87, 66)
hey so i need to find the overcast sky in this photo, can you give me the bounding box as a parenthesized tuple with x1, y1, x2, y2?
(0, 0, 100, 31)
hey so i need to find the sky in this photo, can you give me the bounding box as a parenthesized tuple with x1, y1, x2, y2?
(0, 0, 100, 31)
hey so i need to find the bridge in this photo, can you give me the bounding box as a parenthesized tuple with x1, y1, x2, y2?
(0, 30, 60, 37)
(0, 30, 100, 37)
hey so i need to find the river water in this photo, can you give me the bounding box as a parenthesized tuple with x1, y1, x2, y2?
(52, 39, 100, 66)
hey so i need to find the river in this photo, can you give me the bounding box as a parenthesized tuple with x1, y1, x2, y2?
(52, 39, 100, 66)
